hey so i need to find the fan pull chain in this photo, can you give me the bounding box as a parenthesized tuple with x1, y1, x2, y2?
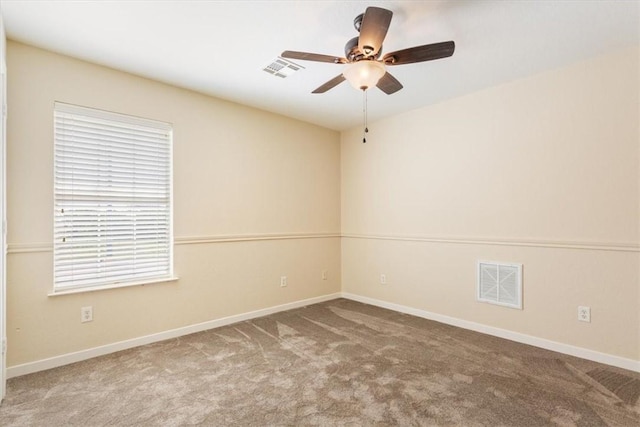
(362, 89, 369, 143)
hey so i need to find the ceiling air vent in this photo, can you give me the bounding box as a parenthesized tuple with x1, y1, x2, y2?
(262, 57, 304, 78)
(477, 261, 522, 309)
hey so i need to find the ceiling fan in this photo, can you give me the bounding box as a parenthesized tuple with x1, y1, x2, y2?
(281, 6, 455, 94)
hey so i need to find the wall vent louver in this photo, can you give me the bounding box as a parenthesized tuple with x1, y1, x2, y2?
(477, 261, 522, 309)
(262, 57, 304, 78)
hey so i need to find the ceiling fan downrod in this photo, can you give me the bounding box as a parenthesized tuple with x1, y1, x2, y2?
(354, 12, 364, 32)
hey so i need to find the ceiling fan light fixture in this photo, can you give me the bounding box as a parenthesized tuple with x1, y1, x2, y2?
(343, 60, 385, 91)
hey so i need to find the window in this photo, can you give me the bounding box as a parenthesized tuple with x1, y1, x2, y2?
(53, 102, 173, 292)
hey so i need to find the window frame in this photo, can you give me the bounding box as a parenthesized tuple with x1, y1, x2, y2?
(52, 102, 175, 294)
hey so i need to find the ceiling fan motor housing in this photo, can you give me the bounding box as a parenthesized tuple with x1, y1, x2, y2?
(345, 36, 380, 62)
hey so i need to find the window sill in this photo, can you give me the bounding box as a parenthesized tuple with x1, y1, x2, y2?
(48, 276, 179, 297)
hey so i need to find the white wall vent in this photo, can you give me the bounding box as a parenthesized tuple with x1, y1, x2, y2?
(477, 261, 522, 309)
(262, 57, 304, 78)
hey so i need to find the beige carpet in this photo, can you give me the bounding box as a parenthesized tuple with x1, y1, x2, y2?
(1, 298, 638, 426)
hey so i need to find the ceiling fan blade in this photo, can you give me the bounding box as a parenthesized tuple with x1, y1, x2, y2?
(376, 71, 403, 95)
(358, 7, 393, 57)
(281, 50, 347, 64)
(382, 41, 455, 66)
(312, 74, 346, 93)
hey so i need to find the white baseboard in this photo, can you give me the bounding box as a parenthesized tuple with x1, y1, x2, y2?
(8, 291, 639, 378)
(7, 292, 341, 379)
(341, 292, 640, 373)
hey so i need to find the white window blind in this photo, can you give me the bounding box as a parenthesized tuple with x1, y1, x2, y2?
(54, 102, 173, 291)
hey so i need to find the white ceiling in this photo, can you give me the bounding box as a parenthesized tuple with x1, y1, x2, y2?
(2, 1, 639, 131)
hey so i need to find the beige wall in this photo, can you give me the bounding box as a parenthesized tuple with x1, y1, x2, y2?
(6, 39, 639, 370)
(341, 47, 640, 361)
(6, 41, 341, 367)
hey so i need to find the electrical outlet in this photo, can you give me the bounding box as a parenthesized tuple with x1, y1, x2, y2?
(578, 306, 590, 323)
(322, 270, 328, 280)
(81, 306, 93, 323)
(380, 274, 387, 285)
(280, 276, 288, 287)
